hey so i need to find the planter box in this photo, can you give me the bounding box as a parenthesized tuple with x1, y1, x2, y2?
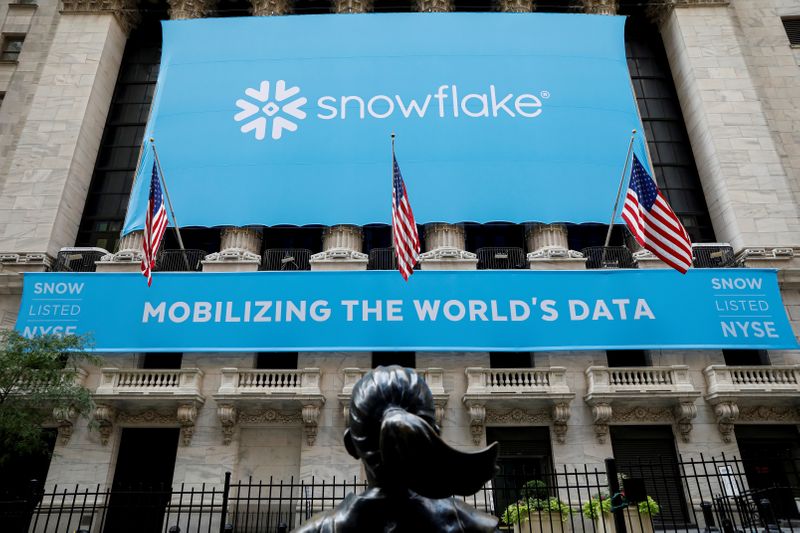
(597, 508, 654, 533)
(513, 512, 566, 533)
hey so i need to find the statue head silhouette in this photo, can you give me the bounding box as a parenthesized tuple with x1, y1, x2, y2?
(343, 366, 498, 499)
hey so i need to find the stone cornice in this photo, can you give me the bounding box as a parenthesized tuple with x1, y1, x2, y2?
(61, 0, 140, 34)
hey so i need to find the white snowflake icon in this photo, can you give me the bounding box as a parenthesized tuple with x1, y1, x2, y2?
(234, 80, 308, 140)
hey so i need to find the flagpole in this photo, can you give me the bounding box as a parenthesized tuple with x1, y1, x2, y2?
(603, 129, 637, 249)
(150, 138, 190, 271)
(391, 132, 396, 251)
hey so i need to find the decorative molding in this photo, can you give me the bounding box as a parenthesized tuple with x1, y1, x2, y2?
(61, 0, 140, 34)
(117, 409, 176, 424)
(238, 408, 303, 425)
(591, 403, 612, 444)
(310, 250, 368, 261)
(419, 248, 477, 261)
(251, 0, 291, 15)
(52, 406, 77, 445)
(552, 403, 570, 445)
(581, 0, 617, 15)
(167, 0, 216, 19)
(0, 252, 53, 271)
(416, 0, 452, 11)
(674, 402, 698, 443)
(177, 403, 198, 446)
(93, 405, 117, 446)
(467, 403, 486, 446)
(485, 408, 550, 425)
(302, 404, 321, 446)
(613, 406, 673, 423)
(334, 0, 372, 13)
(206, 227, 262, 262)
(424, 223, 465, 251)
(101, 231, 143, 263)
(739, 405, 800, 423)
(217, 404, 238, 445)
(713, 401, 739, 443)
(499, 0, 532, 12)
(527, 249, 584, 260)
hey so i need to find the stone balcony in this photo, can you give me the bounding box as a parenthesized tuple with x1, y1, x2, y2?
(93, 368, 205, 446)
(704, 365, 800, 443)
(584, 365, 701, 444)
(213, 368, 325, 445)
(462, 367, 575, 445)
(338, 367, 448, 426)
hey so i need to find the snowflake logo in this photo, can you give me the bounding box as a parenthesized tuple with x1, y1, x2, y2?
(234, 80, 307, 141)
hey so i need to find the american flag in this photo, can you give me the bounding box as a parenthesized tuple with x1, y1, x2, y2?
(622, 154, 693, 273)
(392, 153, 420, 281)
(141, 161, 168, 286)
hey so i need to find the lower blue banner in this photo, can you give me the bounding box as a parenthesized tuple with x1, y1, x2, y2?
(15, 269, 799, 352)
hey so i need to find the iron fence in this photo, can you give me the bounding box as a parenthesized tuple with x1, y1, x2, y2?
(367, 247, 397, 270)
(155, 250, 207, 272)
(51, 248, 108, 273)
(262, 249, 311, 271)
(3, 455, 799, 533)
(476, 247, 528, 270)
(582, 246, 637, 269)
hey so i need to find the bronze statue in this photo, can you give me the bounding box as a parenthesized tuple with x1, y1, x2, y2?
(292, 366, 500, 533)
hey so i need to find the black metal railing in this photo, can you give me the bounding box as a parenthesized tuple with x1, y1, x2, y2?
(155, 249, 207, 272)
(692, 244, 741, 268)
(476, 247, 527, 270)
(581, 246, 637, 269)
(367, 247, 397, 270)
(262, 249, 311, 271)
(3, 455, 799, 533)
(51, 248, 108, 273)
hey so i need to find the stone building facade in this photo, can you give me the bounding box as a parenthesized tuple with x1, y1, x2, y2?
(0, 0, 799, 510)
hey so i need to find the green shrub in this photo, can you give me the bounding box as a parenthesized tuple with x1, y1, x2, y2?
(502, 497, 572, 525)
(581, 494, 660, 519)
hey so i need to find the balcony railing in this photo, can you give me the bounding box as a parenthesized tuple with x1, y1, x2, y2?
(367, 247, 397, 270)
(95, 368, 204, 397)
(581, 246, 636, 269)
(705, 365, 800, 397)
(262, 248, 311, 271)
(216, 368, 322, 397)
(476, 247, 527, 270)
(585, 365, 697, 395)
(692, 243, 741, 268)
(464, 367, 571, 396)
(51, 247, 109, 272)
(155, 249, 207, 272)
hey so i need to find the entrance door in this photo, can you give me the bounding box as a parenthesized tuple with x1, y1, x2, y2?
(104, 428, 180, 533)
(735, 425, 800, 520)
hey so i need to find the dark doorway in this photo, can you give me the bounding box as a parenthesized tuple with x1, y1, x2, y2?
(486, 427, 553, 523)
(0, 428, 57, 533)
(104, 428, 180, 533)
(372, 352, 416, 368)
(735, 425, 800, 520)
(610, 425, 689, 526)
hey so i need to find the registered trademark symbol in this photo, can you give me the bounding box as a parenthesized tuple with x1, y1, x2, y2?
(540, 90, 551, 99)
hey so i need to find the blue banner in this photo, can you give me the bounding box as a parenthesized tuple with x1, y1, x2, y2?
(123, 13, 647, 232)
(16, 270, 798, 352)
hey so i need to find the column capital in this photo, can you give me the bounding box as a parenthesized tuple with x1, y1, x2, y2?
(168, 0, 217, 20)
(61, 0, 140, 34)
(499, 0, 532, 12)
(581, 0, 617, 15)
(417, 0, 453, 12)
(251, 0, 291, 15)
(334, 0, 373, 13)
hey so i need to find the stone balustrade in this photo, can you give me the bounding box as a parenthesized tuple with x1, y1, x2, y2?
(464, 367, 570, 396)
(217, 368, 322, 396)
(584, 365, 700, 444)
(95, 368, 204, 396)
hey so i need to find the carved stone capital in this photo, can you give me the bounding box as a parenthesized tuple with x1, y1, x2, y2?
(713, 401, 739, 443)
(499, 0, 532, 12)
(0, 252, 53, 273)
(251, 0, 291, 15)
(552, 402, 571, 444)
(101, 231, 144, 263)
(310, 250, 368, 261)
(217, 404, 238, 445)
(52, 406, 77, 445)
(467, 403, 486, 446)
(93, 405, 117, 445)
(61, 0, 140, 34)
(674, 401, 698, 443)
(582, 0, 617, 15)
(416, 0, 452, 11)
(168, 0, 217, 19)
(419, 248, 477, 261)
(334, 0, 372, 12)
(177, 403, 199, 446)
(591, 403, 612, 444)
(302, 404, 321, 446)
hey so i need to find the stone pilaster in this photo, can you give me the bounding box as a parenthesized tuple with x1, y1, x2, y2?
(418, 223, 477, 270)
(310, 225, 368, 271)
(251, 0, 291, 15)
(416, 0, 453, 12)
(526, 223, 586, 270)
(334, 0, 372, 13)
(582, 0, 617, 15)
(499, 0, 532, 12)
(202, 227, 262, 272)
(167, 0, 217, 19)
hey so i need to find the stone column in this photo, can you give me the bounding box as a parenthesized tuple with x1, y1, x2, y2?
(582, 0, 617, 14)
(203, 227, 263, 272)
(655, 0, 800, 254)
(96, 231, 144, 272)
(417, 0, 453, 12)
(251, 0, 291, 15)
(418, 223, 477, 270)
(0, 1, 137, 267)
(168, 0, 217, 19)
(310, 225, 368, 271)
(334, 0, 372, 13)
(526, 223, 586, 270)
(499, 0, 532, 12)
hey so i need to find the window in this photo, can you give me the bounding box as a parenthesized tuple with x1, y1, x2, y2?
(255, 352, 298, 369)
(0, 35, 25, 62)
(782, 17, 800, 46)
(606, 350, 649, 367)
(490, 352, 534, 368)
(372, 351, 416, 368)
(0, 92, 4, 110)
(140, 353, 183, 369)
(722, 349, 770, 366)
